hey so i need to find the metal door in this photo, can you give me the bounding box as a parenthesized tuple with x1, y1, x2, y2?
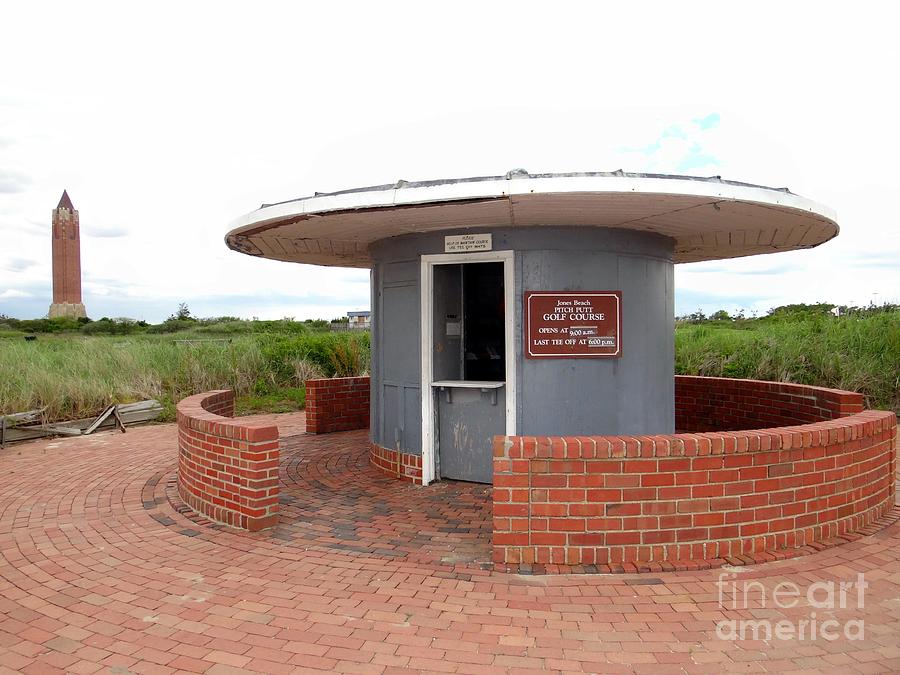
(437, 385, 505, 483)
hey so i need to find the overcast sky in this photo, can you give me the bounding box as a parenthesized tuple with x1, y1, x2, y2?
(1, 1, 897, 323)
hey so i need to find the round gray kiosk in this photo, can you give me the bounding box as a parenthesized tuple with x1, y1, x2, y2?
(226, 171, 838, 485)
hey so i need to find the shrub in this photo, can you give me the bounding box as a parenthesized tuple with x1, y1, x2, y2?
(676, 310, 900, 411)
(292, 358, 325, 385)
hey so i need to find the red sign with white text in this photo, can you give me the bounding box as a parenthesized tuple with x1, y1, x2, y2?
(524, 291, 622, 358)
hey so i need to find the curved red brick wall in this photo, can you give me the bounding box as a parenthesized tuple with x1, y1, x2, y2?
(296, 373, 896, 570)
(177, 390, 279, 531)
(676, 375, 865, 431)
(370, 442, 423, 483)
(494, 378, 896, 569)
(305, 377, 370, 434)
(304, 377, 420, 482)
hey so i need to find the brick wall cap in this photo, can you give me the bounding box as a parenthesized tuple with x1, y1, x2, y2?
(176, 390, 278, 441)
(500, 409, 895, 460)
(675, 375, 866, 401)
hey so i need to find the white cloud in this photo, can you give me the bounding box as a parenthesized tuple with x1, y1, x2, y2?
(1, 257, 37, 272)
(0, 167, 30, 193)
(0, 1, 897, 321)
(0, 289, 30, 299)
(83, 225, 129, 238)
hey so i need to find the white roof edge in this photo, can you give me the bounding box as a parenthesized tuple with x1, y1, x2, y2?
(227, 174, 837, 236)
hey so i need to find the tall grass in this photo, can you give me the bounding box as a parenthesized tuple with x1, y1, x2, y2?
(676, 311, 900, 411)
(3, 310, 896, 424)
(0, 336, 263, 422)
(0, 331, 369, 423)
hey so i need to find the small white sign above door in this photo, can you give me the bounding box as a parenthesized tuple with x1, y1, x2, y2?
(444, 233, 492, 253)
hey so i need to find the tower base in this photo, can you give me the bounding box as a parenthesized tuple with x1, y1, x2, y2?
(48, 303, 87, 319)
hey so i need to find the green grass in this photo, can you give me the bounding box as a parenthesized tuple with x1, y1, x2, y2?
(235, 387, 306, 416)
(676, 310, 900, 411)
(2, 308, 896, 425)
(0, 330, 368, 423)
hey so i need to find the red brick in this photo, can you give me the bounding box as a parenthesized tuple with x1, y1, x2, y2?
(177, 390, 279, 531)
(296, 375, 898, 571)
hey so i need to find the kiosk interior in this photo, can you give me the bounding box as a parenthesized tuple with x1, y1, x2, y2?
(432, 261, 506, 482)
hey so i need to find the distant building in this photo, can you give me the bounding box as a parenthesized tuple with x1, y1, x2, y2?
(347, 310, 371, 327)
(48, 191, 87, 319)
(329, 310, 370, 331)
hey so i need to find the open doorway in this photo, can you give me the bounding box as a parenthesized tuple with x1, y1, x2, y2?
(462, 262, 505, 381)
(421, 251, 515, 485)
(432, 262, 505, 383)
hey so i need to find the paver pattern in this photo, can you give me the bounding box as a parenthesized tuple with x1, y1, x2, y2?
(162, 430, 492, 568)
(1, 413, 899, 674)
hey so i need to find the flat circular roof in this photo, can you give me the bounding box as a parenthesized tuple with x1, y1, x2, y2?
(226, 171, 838, 267)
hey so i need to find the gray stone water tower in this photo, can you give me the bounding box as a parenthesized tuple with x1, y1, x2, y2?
(227, 171, 837, 485)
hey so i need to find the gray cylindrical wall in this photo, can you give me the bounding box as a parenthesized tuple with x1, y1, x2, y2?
(369, 227, 675, 456)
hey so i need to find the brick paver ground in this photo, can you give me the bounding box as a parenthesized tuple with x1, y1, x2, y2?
(1, 413, 899, 674)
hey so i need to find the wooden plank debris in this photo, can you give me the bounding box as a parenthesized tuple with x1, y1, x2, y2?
(1, 409, 45, 448)
(85, 405, 116, 435)
(83, 404, 127, 435)
(1, 409, 44, 425)
(0, 400, 164, 447)
(112, 406, 126, 433)
(41, 425, 82, 437)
